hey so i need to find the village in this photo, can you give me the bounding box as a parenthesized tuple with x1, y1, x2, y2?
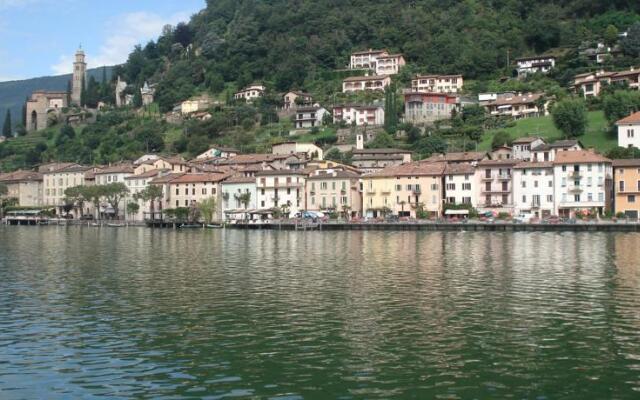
(4, 44, 640, 227)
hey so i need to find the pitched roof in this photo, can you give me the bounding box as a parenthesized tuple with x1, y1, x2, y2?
(616, 111, 640, 125)
(168, 172, 231, 184)
(0, 170, 42, 183)
(612, 159, 640, 167)
(343, 75, 389, 82)
(426, 151, 487, 162)
(254, 169, 310, 177)
(351, 49, 387, 55)
(125, 168, 170, 180)
(307, 169, 361, 180)
(553, 150, 610, 164)
(514, 55, 556, 62)
(353, 148, 412, 154)
(222, 175, 256, 184)
(95, 164, 135, 174)
(443, 163, 476, 174)
(532, 140, 582, 151)
(477, 159, 518, 167)
(149, 173, 186, 184)
(365, 161, 446, 178)
(514, 161, 553, 169)
(512, 136, 542, 144)
(486, 93, 544, 107)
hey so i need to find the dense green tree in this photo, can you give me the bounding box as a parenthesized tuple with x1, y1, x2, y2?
(491, 131, 513, 149)
(604, 25, 620, 46)
(551, 98, 588, 138)
(367, 131, 396, 149)
(2, 109, 11, 137)
(602, 90, 640, 125)
(135, 185, 164, 220)
(416, 135, 448, 158)
(621, 22, 640, 57)
(102, 182, 129, 219)
(606, 146, 640, 159)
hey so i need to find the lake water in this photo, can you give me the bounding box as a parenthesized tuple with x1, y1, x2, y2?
(1, 227, 640, 399)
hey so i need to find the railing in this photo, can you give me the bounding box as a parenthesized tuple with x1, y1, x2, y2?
(569, 172, 582, 179)
(569, 187, 583, 193)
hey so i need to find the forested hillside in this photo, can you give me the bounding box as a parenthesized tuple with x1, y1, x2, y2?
(116, 0, 640, 111)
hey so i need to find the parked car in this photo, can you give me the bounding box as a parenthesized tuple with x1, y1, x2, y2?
(514, 213, 534, 223)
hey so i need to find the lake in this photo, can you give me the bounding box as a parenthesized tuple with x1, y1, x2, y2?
(1, 227, 639, 399)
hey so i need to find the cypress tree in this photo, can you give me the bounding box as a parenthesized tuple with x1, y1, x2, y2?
(66, 80, 72, 106)
(80, 75, 86, 107)
(2, 109, 12, 137)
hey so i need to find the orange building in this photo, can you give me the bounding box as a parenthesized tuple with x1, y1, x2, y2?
(613, 159, 640, 219)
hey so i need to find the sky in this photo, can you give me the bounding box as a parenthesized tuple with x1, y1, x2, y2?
(0, 0, 205, 82)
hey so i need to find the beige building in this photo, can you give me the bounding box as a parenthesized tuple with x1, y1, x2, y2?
(234, 84, 266, 102)
(349, 49, 389, 70)
(410, 74, 464, 93)
(613, 159, 640, 219)
(483, 93, 548, 119)
(476, 159, 518, 214)
(42, 164, 93, 211)
(272, 142, 324, 160)
(25, 91, 68, 132)
(352, 148, 413, 173)
(0, 170, 43, 207)
(283, 91, 313, 109)
(125, 169, 171, 220)
(362, 162, 445, 218)
(134, 157, 190, 175)
(342, 75, 391, 93)
(166, 172, 230, 220)
(306, 168, 362, 217)
(572, 68, 640, 97)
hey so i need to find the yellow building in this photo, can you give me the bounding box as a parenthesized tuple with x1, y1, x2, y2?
(0, 170, 43, 207)
(362, 162, 445, 218)
(613, 159, 640, 219)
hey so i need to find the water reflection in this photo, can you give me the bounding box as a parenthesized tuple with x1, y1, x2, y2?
(0, 227, 639, 398)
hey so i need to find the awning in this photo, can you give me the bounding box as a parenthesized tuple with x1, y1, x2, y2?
(445, 209, 469, 215)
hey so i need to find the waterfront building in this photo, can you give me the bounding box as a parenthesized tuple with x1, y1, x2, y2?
(531, 140, 583, 162)
(0, 170, 43, 207)
(511, 137, 545, 160)
(42, 164, 94, 215)
(351, 148, 413, 173)
(255, 170, 309, 217)
(612, 159, 640, 219)
(552, 150, 613, 217)
(167, 173, 230, 220)
(124, 169, 171, 221)
(221, 176, 258, 220)
(512, 162, 555, 218)
(305, 168, 362, 217)
(443, 163, 478, 207)
(476, 159, 518, 214)
(362, 162, 445, 219)
(616, 111, 640, 149)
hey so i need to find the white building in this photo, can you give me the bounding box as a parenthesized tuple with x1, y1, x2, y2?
(41, 164, 93, 214)
(94, 164, 135, 219)
(553, 150, 613, 217)
(255, 170, 308, 216)
(410, 74, 464, 93)
(515, 55, 556, 77)
(375, 54, 406, 75)
(221, 176, 258, 220)
(616, 111, 640, 149)
(483, 93, 549, 119)
(511, 137, 545, 161)
(443, 163, 478, 207)
(272, 142, 323, 160)
(234, 84, 266, 102)
(342, 75, 391, 93)
(531, 140, 583, 162)
(476, 160, 517, 214)
(512, 162, 555, 218)
(196, 146, 240, 160)
(124, 169, 171, 221)
(294, 106, 328, 129)
(349, 49, 389, 70)
(332, 105, 385, 126)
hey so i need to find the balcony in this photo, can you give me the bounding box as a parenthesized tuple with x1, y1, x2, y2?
(497, 174, 511, 180)
(413, 188, 422, 194)
(569, 172, 582, 179)
(569, 186, 583, 194)
(481, 187, 510, 194)
(365, 189, 376, 195)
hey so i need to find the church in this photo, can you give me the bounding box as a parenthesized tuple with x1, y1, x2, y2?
(25, 47, 86, 132)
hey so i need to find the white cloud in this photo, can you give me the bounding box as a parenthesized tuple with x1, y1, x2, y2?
(51, 10, 192, 75)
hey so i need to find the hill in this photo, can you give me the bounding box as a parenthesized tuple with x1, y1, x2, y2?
(0, 67, 114, 133)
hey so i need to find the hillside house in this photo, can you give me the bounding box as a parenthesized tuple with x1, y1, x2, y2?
(342, 75, 391, 93)
(234, 84, 266, 102)
(616, 111, 640, 149)
(283, 91, 313, 109)
(294, 106, 328, 129)
(482, 92, 548, 119)
(515, 55, 556, 77)
(332, 105, 385, 126)
(403, 91, 459, 125)
(410, 74, 463, 93)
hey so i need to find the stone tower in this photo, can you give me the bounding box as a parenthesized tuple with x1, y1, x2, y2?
(71, 47, 87, 105)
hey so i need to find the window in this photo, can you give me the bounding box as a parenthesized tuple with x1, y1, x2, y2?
(176, 200, 179, 207)
(548, 181, 553, 188)
(522, 195, 527, 203)
(521, 181, 526, 188)
(501, 194, 508, 204)
(547, 195, 553, 202)
(395, 184, 401, 191)
(562, 165, 567, 172)
(588, 193, 593, 202)
(462, 183, 471, 191)
(598, 192, 604, 202)
(175, 188, 179, 195)
(311, 197, 315, 205)
(202, 188, 207, 195)
(574, 194, 581, 202)
(561, 178, 566, 187)
(629, 195, 636, 203)
(321, 182, 328, 190)
(620, 181, 625, 191)
(446, 183, 456, 191)
(627, 129, 635, 138)
(462, 197, 471, 204)
(587, 177, 592, 187)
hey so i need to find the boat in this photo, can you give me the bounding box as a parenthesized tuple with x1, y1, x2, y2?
(107, 223, 126, 228)
(90, 222, 100, 227)
(37, 220, 49, 226)
(179, 224, 202, 229)
(205, 223, 224, 229)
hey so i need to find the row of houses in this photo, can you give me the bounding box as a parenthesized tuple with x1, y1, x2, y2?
(4, 137, 640, 221)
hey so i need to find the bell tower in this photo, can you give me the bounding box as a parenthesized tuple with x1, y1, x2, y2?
(71, 46, 86, 105)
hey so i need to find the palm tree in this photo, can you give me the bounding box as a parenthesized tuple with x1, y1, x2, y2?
(236, 192, 252, 220)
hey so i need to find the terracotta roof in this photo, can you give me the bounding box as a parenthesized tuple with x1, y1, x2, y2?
(149, 173, 186, 184)
(515, 55, 556, 62)
(486, 93, 544, 107)
(426, 152, 487, 162)
(553, 150, 610, 164)
(56, 165, 93, 173)
(38, 162, 77, 173)
(514, 161, 553, 169)
(365, 162, 446, 178)
(343, 75, 389, 82)
(512, 136, 542, 144)
(254, 169, 310, 177)
(307, 169, 360, 180)
(125, 168, 170, 179)
(478, 159, 518, 167)
(616, 111, 640, 125)
(222, 175, 256, 184)
(351, 49, 387, 56)
(0, 170, 42, 183)
(353, 148, 411, 154)
(96, 164, 135, 174)
(443, 163, 476, 175)
(169, 172, 230, 184)
(532, 140, 582, 151)
(612, 159, 640, 167)
(414, 74, 463, 79)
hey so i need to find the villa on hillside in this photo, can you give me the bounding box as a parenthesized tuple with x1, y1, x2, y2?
(234, 84, 266, 102)
(482, 92, 548, 119)
(403, 91, 459, 125)
(349, 49, 405, 75)
(572, 68, 640, 97)
(332, 105, 385, 126)
(515, 55, 556, 77)
(410, 74, 464, 93)
(342, 75, 391, 93)
(616, 111, 640, 149)
(283, 91, 313, 110)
